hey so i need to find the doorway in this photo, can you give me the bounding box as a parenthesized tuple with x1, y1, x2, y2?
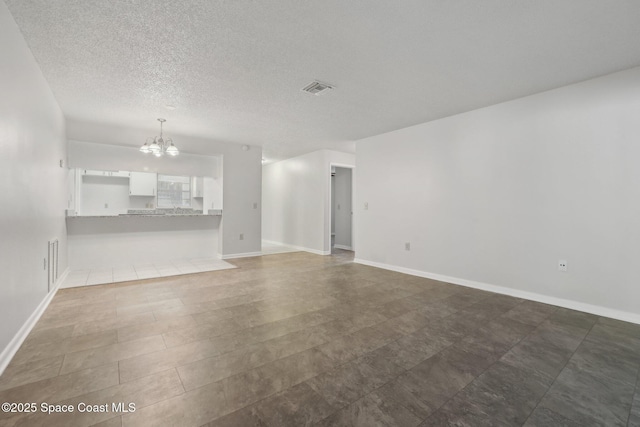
(330, 165, 353, 253)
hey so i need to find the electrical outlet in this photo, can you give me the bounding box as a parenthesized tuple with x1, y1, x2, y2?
(104, 203, 108, 209)
(558, 260, 568, 272)
(253, 202, 258, 209)
(239, 233, 244, 240)
(364, 202, 369, 210)
(405, 242, 411, 251)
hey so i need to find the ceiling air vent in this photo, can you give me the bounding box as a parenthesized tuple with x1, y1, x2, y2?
(302, 81, 333, 95)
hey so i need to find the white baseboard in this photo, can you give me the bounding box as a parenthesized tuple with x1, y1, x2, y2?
(0, 267, 69, 376)
(262, 240, 330, 256)
(261, 239, 285, 246)
(353, 258, 640, 325)
(333, 244, 353, 251)
(285, 244, 330, 256)
(299, 246, 331, 256)
(221, 251, 263, 260)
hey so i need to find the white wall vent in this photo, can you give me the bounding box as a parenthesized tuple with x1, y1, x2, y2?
(302, 81, 333, 95)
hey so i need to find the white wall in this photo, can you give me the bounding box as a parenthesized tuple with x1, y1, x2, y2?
(333, 167, 353, 249)
(220, 143, 262, 257)
(262, 150, 355, 254)
(67, 216, 220, 269)
(355, 66, 640, 323)
(67, 122, 262, 258)
(0, 2, 68, 367)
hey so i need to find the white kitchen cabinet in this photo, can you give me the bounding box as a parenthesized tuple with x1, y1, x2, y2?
(202, 176, 222, 211)
(66, 168, 81, 216)
(82, 169, 130, 178)
(129, 172, 157, 196)
(191, 176, 204, 198)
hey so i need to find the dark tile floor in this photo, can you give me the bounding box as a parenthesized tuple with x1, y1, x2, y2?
(0, 250, 639, 426)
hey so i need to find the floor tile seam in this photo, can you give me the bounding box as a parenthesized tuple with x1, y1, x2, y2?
(116, 312, 165, 332)
(0, 365, 60, 394)
(71, 316, 160, 339)
(490, 316, 576, 411)
(60, 333, 168, 368)
(115, 349, 186, 384)
(47, 300, 120, 314)
(201, 316, 343, 358)
(174, 318, 363, 391)
(1, 366, 122, 409)
(306, 329, 461, 423)
(499, 306, 558, 328)
(311, 364, 419, 426)
(116, 385, 189, 423)
(525, 318, 600, 426)
(218, 380, 231, 423)
(8, 342, 70, 368)
(58, 352, 165, 378)
(115, 305, 184, 320)
(82, 269, 235, 288)
(189, 292, 343, 374)
(24, 331, 126, 365)
(174, 367, 189, 395)
(185, 295, 332, 320)
(522, 325, 592, 362)
(171, 305, 344, 346)
(624, 365, 640, 426)
(57, 353, 66, 376)
(118, 312, 329, 384)
(595, 319, 640, 338)
(117, 319, 198, 344)
(412, 319, 541, 424)
(181, 353, 328, 424)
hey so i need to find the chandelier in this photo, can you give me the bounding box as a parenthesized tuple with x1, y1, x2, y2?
(140, 118, 179, 157)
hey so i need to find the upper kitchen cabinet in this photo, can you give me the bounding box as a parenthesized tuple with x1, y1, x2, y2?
(129, 171, 157, 196)
(192, 176, 204, 198)
(82, 169, 130, 178)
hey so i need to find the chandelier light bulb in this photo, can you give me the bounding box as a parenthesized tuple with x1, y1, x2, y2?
(140, 118, 179, 157)
(139, 140, 151, 153)
(166, 143, 179, 156)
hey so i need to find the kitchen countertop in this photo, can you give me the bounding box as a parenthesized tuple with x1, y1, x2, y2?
(66, 210, 222, 218)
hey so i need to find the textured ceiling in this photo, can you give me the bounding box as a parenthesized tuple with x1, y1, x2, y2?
(6, 0, 640, 161)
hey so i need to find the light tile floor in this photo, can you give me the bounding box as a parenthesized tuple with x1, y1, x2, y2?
(63, 258, 236, 287)
(1, 250, 639, 426)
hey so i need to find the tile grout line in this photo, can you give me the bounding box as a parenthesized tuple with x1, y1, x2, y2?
(117, 370, 190, 423)
(174, 367, 188, 394)
(57, 353, 66, 376)
(624, 356, 640, 427)
(64, 259, 236, 288)
(521, 317, 599, 426)
(405, 303, 560, 425)
(308, 298, 514, 424)
(170, 305, 423, 423)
